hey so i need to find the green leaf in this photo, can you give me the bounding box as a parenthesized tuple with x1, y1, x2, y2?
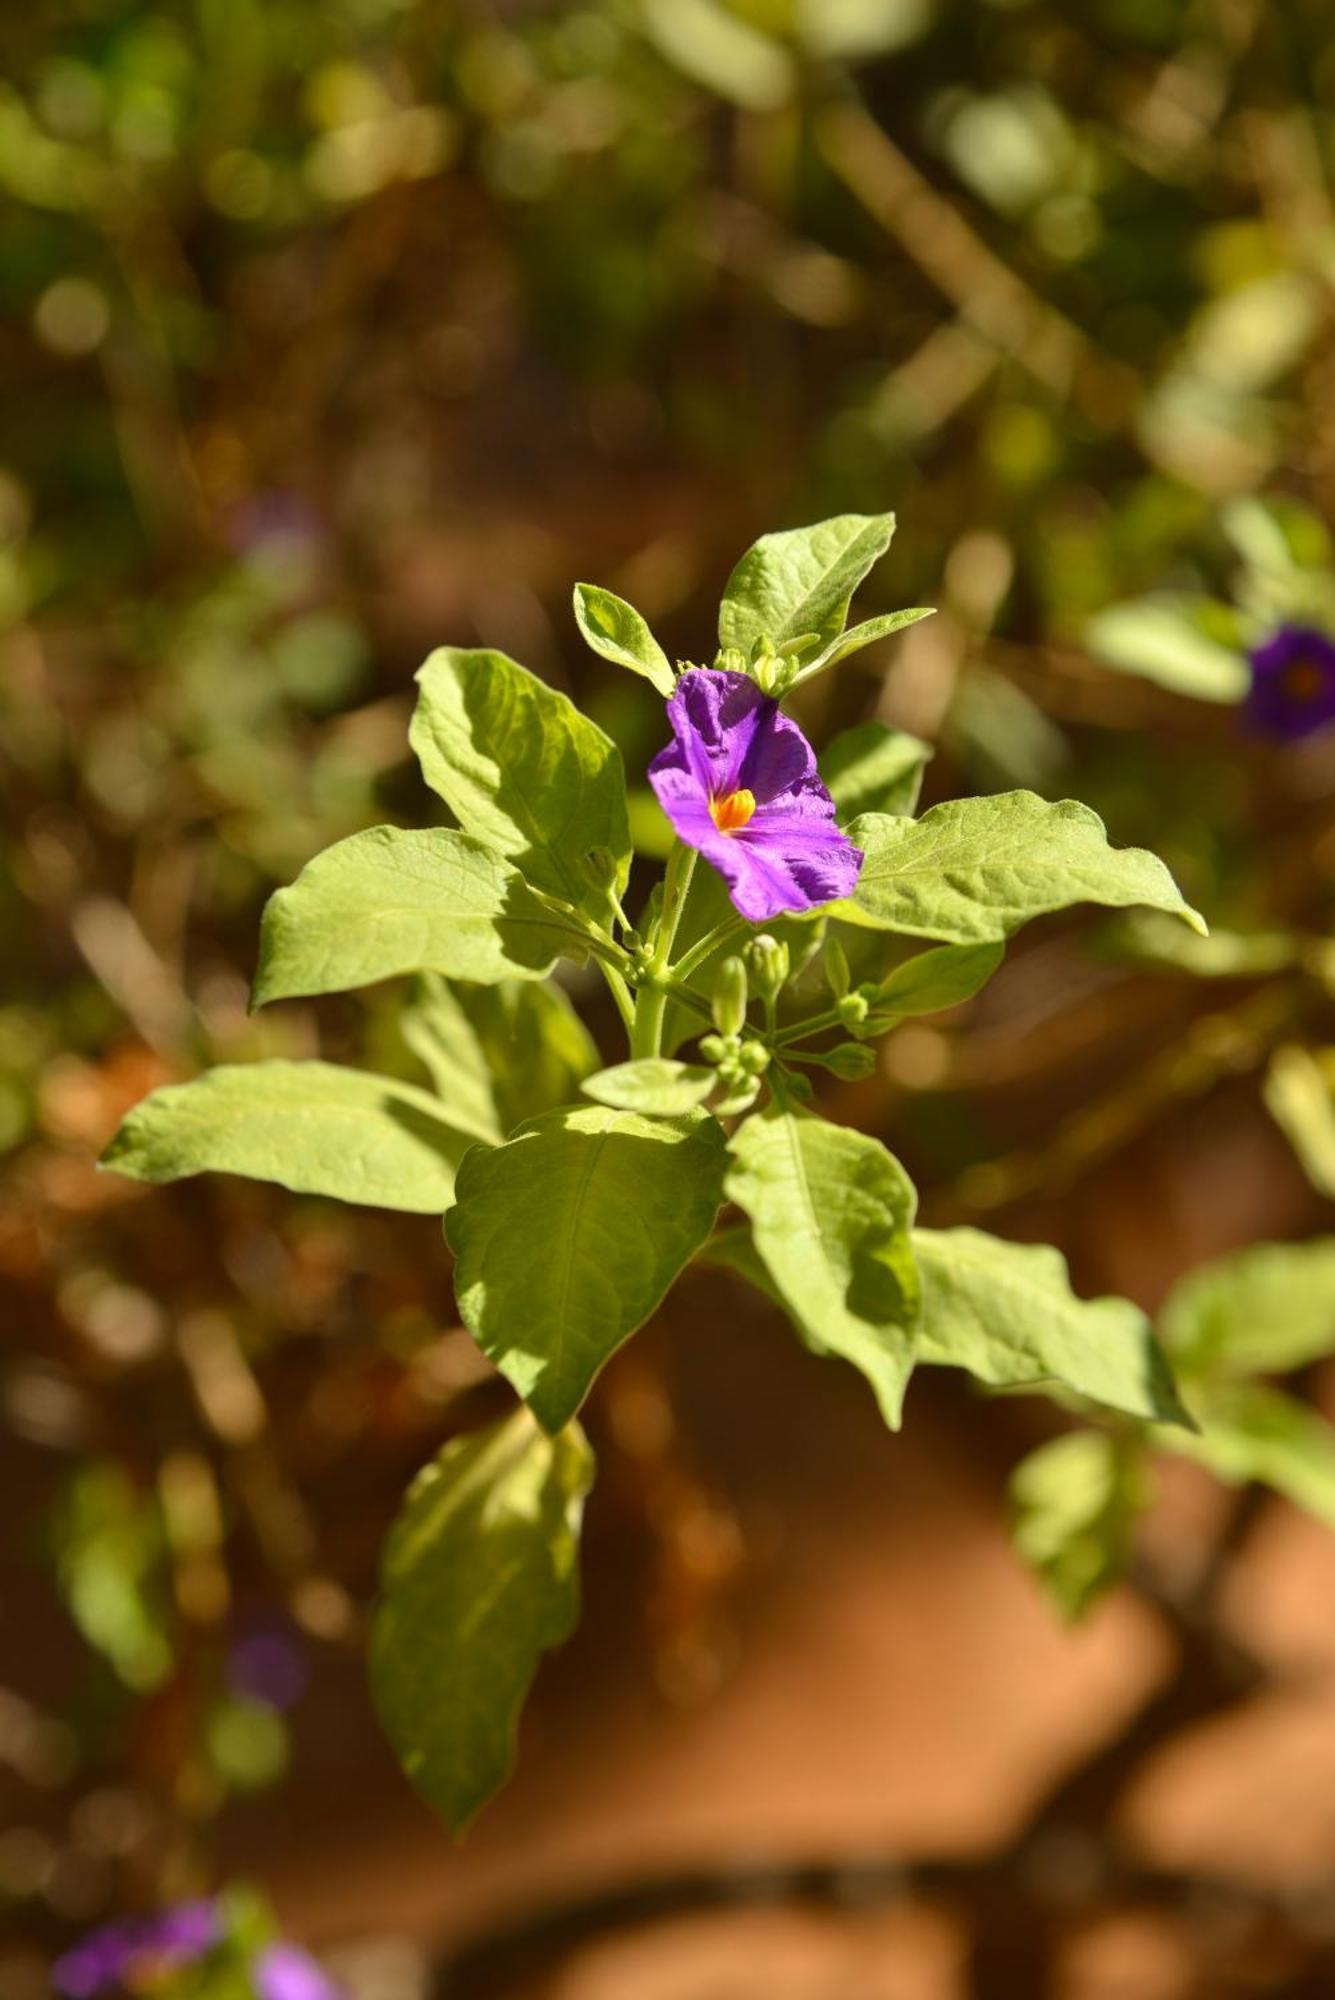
(1159, 1237, 1335, 1381)
(1163, 1384, 1335, 1531)
(51, 1461, 173, 1692)
(1108, 912, 1297, 978)
(724, 1106, 920, 1427)
(1011, 1431, 1148, 1620)
(573, 584, 675, 697)
(582, 1059, 717, 1116)
(404, 975, 598, 1140)
(411, 647, 631, 921)
(718, 513, 896, 660)
(913, 1227, 1190, 1425)
(103, 1061, 473, 1213)
(370, 1409, 593, 1832)
(875, 941, 1004, 1018)
(1264, 1044, 1335, 1199)
(446, 1106, 727, 1431)
(640, 0, 794, 111)
(824, 722, 933, 821)
(254, 827, 581, 1005)
(840, 793, 1206, 943)
(793, 607, 936, 685)
(1085, 602, 1250, 703)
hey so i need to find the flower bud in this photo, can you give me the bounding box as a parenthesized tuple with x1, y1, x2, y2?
(782, 1070, 815, 1103)
(823, 935, 850, 999)
(699, 1033, 727, 1065)
(739, 1039, 771, 1076)
(712, 956, 749, 1038)
(819, 1042, 878, 1080)
(836, 991, 870, 1030)
(745, 933, 790, 1002)
(713, 646, 748, 676)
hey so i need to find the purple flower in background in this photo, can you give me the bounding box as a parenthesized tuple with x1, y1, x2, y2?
(649, 670, 863, 921)
(53, 1902, 221, 1996)
(1246, 624, 1335, 741)
(53, 1900, 343, 2000)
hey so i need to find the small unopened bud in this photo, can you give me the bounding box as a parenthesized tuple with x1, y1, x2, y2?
(836, 991, 870, 1030)
(712, 956, 749, 1038)
(739, 1040, 771, 1076)
(699, 1033, 727, 1065)
(745, 933, 790, 1002)
(820, 1042, 878, 1080)
(783, 1071, 815, 1103)
(713, 646, 748, 676)
(823, 936, 850, 999)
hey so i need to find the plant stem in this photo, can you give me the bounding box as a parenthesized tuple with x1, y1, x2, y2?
(673, 912, 750, 986)
(770, 1004, 844, 1048)
(630, 843, 696, 1059)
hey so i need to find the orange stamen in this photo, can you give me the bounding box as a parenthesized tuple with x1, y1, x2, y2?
(1284, 660, 1325, 703)
(710, 788, 756, 834)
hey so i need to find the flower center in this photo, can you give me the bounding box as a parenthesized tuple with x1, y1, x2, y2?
(1284, 659, 1325, 703)
(710, 788, 756, 835)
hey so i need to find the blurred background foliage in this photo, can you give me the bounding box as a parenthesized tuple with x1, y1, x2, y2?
(13, 1, 1335, 1994)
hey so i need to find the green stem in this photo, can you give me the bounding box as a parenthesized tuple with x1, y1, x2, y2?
(673, 912, 750, 986)
(599, 960, 636, 1035)
(770, 1004, 844, 1048)
(630, 843, 697, 1059)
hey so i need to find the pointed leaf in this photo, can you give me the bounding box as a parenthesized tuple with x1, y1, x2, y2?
(400, 976, 502, 1143)
(254, 827, 582, 1005)
(103, 1061, 472, 1212)
(1085, 601, 1249, 703)
(582, 1059, 717, 1116)
(446, 1106, 727, 1431)
(824, 722, 932, 821)
(718, 513, 896, 658)
(840, 793, 1206, 943)
(913, 1226, 1189, 1425)
(793, 607, 936, 685)
(1011, 1431, 1148, 1620)
(724, 1106, 919, 1427)
(875, 941, 1004, 1018)
(370, 1410, 593, 1832)
(573, 584, 675, 697)
(411, 647, 631, 920)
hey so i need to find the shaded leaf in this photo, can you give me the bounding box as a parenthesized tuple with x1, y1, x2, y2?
(371, 1410, 593, 1832)
(1164, 1384, 1335, 1532)
(875, 940, 1004, 1018)
(1011, 1431, 1148, 1620)
(823, 721, 933, 821)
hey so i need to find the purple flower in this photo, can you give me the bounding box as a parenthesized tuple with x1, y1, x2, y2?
(648, 670, 863, 921)
(1246, 624, 1335, 740)
(53, 1902, 221, 1996)
(255, 1944, 344, 2000)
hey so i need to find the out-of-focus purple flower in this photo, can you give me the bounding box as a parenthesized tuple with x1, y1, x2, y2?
(53, 1901, 220, 1996)
(1246, 624, 1335, 740)
(648, 670, 863, 922)
(255, 1943, 344, 2000)
(228, 1623, 309, 1713)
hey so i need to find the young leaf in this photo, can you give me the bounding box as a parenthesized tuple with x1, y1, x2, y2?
(792, 607, 936, 685)
(582, 1059, 717, 1117)
(405, 976, 599, 1140)
(913, 1226, 1189, 1425)
(370, 1409, 593, 1832)
(400, 976, 503, 1143)
(411, 647, 631, 920)
(254, 827, 582, 1006)
(840, 793, 1206, 943)
(1264, 1044, 1335, 1199)
(824, 722, 933, 822)
(875, 940, 1004, 1018)
(724, 1106, 920, 1427)
(718, 513, 896, 659)
(1085, 601, 1250, 703)
(1159, 1238, 1335, 1381)
(1163, 1384, 1335, 1531)
(1011, 1431, 1148, 1620)
(446, 1106, 727, 1431)
(103, 1061, 474, 1213)
(573, 584, 675, 697)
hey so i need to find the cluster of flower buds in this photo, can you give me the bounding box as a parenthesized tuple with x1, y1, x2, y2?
(744, 932, 789, 1005)
(699, 954, 770, 1108)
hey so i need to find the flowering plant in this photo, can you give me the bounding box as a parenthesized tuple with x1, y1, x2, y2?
(105, 515, 1207, 1830)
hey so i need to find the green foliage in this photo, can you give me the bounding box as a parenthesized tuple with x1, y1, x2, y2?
(823, 721, 933, 821)
(50, 1462, 173, 1691)
(873, 941, 1005, 1019)
(573, 583, 675, 697)
(913, 1228, 1189, 1426)
(724, 1105, 919, 1426)
(102, 1061, 474, 1211)
(254, 828, 579, 1003)
(1159, 1237, 1335, 1379)
(717, 513, 897, 661)
(1011, 1432, 1149, 1620)
(403, 975, 599, 1142)
(1085, 602, 1250, 702)
(1166, 1385, 1335, 1533)
(791, 607, 936, 686)
(842, 793, 1206, 943)
(446, 1106, 727, 1432)
(581, 1057, 718, 1115)
(1264, 1045, 1335, 1200)
(371, 1410, 593, 1832)
(410, 647, 631, 922)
